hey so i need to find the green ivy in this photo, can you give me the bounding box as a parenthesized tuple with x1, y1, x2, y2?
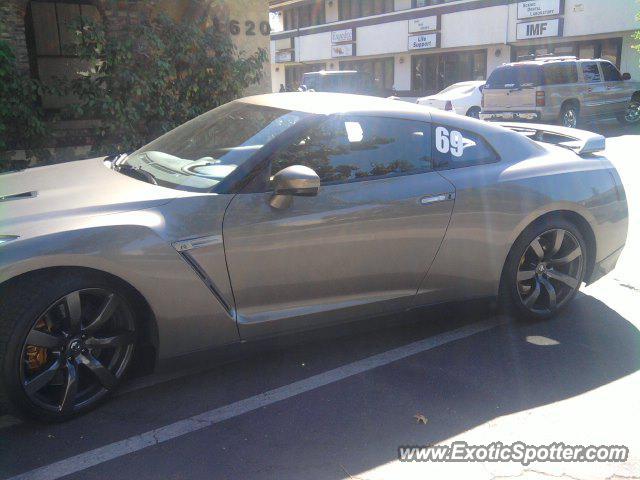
(0, 35, 52, 171)
(64, 10, 268, 156)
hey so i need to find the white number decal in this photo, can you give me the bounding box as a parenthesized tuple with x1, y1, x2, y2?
(435, 126, 450, 154)
(450, 130, 464, 158)
(435, 127, 474, 158)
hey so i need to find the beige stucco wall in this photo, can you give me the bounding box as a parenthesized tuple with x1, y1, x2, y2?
(156, 0, 271, 95)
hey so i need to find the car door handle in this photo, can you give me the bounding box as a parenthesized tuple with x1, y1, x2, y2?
(420, 192, 455, 205)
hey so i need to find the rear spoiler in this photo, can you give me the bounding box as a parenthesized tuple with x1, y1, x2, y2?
(498, 122, 606, 155)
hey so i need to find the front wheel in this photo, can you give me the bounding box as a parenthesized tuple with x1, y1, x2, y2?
(616, 100, 640, 125)
(500, 219, 587, 321)
(0, 271, 137, 422)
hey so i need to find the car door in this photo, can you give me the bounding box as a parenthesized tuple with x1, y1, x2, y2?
(579, 61, 606, 118)
(223, 114, 455, 339)
(599, 61, 628, 116)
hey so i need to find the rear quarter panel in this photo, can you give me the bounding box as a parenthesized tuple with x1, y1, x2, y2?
(414, 125, 627, 306)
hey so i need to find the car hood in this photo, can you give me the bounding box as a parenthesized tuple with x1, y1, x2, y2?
(0, 157, 181, 233)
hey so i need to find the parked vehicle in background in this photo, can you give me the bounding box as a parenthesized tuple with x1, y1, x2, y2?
(416, 81, 485, 118)
(480, 57, 640, 128)
(299, 70, 382, 96)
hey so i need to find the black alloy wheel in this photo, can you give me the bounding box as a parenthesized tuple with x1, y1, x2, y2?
(516, 228, 584, 315)
(12, 286, 135, 419)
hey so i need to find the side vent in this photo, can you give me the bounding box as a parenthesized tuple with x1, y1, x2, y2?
(176, 250, 234, 316)
(0, 191, 38, 202)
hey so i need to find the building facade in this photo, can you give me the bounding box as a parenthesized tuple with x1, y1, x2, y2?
(269, 0, 640, 96)
(1, 0, 270, 162)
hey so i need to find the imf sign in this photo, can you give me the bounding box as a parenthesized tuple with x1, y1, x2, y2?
(516, 18, 560, 40)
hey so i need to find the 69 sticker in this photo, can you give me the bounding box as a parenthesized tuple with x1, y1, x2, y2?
(435, 126, 476, 158)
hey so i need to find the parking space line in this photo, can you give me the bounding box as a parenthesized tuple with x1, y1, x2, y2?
(5, 317, 503, 480)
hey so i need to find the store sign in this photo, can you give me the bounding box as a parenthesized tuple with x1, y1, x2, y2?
(408, 15, 437, 34)
(274, 37, 292, 51)
(516, 18, 560, 39)
(408, 33, 437, 51)
(331, 28, 353, 44)
(275, 50, 293, 63)
(331, 43, 353, 58)
(517, 0, 561, 19)
(516, 18, 560, 40)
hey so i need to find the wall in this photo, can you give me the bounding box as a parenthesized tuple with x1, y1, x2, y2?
(0, 0, 29, 73)
(357, 20, 409, 56)
(441, 5, 508, 48)
(621, 32, 640, 81)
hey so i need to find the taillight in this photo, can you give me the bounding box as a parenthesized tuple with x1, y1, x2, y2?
(536, 91, 546, 107)
(445, 100, 453, 111)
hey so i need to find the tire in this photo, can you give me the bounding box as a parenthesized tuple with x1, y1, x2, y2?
(466, 107, 481, 119)
(616, 99, 640, 125)
(499, 218, 587, 321)
(0, 270, 137, 422)
(560, 103, 580, 129)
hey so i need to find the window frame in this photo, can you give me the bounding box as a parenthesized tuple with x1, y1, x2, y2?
(267, 113, 436, 187)
(580, 61, 603, 84)
(599, 61, 623, 82)
(431, 124, 501, 171)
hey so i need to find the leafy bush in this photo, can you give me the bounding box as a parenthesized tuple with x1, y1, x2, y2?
(65, 10, 268, 156)
(0, 35, 51, 171)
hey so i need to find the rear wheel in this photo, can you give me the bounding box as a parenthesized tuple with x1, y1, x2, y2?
(616, 99, 640, 125)
(0, 271, 136, 422)
(466, 107, 481, 119)
(500, 219, 587, 321)
(560, 104, 579, 128)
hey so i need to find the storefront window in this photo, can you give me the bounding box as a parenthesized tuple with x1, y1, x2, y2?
(514, 38, 622, 69)
(412, 50, 487, 95)
(285, 63, 326, 91)
(282, 1, 325, 30)
(340, 58, 394, 93)
(339, 0, 393, 20)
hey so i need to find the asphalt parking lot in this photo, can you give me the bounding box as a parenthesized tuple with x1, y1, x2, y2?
(1, 121, 639, 480)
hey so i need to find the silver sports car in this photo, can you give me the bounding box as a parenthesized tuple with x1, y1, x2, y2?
(0, 93, 628, 421)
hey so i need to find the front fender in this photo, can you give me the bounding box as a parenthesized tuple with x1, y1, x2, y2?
(0, 219, 239, 360)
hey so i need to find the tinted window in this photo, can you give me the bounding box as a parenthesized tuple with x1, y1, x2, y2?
(582, 62, 602, 82)
(600, 62, 622, 82)
(486, 65, 542, 89)
(272, 116, 432, 183)
(543, 63, 578, 85)
(432, 125, 498, 169)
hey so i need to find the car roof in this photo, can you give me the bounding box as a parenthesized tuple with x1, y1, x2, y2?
(448, 80, 485, 86)
(303, 70, 359, 76)
(500, 57, 610, 68)
(239, 92, 434, 116)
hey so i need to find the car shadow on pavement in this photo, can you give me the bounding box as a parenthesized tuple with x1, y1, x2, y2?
(1, 292, 638, 480)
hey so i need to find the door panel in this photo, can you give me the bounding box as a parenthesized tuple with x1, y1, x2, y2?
(223, 173, 455, 339)
(579, 62, 606, 117)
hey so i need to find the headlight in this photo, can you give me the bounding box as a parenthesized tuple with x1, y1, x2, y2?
(0, 235, 19, 245)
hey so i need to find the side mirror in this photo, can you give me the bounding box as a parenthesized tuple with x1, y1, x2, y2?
(622, 73, 631, 81)
(270, 165, 320, 209)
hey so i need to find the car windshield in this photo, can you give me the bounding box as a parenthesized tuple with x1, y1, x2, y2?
(123, 102, 306, 192)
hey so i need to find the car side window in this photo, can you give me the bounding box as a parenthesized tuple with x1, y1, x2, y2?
(600, 62, 622, 82)
(432, 125, 498, 169)
(543, 63, 578, 85)
(271, 116, 433, 184)
(582, 62, 602, 83)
